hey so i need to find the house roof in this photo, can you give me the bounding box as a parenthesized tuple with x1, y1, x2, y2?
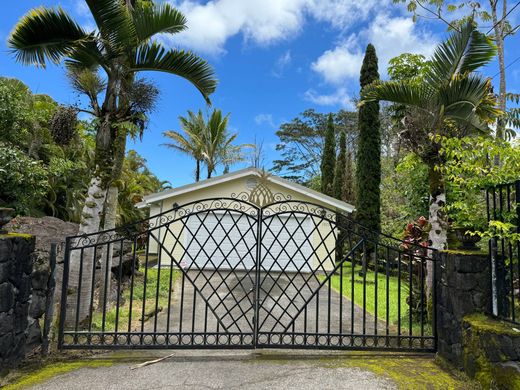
(136, 167, 355, 213)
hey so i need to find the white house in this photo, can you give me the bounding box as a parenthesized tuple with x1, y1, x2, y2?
(137, 168, 355, 272)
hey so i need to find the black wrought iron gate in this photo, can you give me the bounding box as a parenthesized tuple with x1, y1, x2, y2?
(59, 197, 436, 351)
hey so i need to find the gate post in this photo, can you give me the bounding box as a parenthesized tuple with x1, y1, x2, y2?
(252, 207, 263, 347)
(435, 250, 491, 366)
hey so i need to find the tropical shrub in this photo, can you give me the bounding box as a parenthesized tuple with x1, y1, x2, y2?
(0, 142, 49, 214)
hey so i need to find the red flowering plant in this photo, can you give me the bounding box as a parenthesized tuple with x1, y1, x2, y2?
(401, 216, 431, 321)
(401, 216, 431, 255)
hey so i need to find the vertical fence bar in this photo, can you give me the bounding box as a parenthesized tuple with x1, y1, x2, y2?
(153, 240, 163, 334)
(42, 243, 57, 356)
(115, 240, 124, 335)
(374, 244, 378, 340)
(408, 251, 413, 347)
(420, 255, 425, 347)
(74, 247, 84, 333)
(166, 232, 175, 336)
(350, 246, 355, 339)
(58, 238, 71, 349)
(432, 253, 438, 351)
(127, 235, 138, 338)
(140, 236, 150, 336)
(385, 246, 390, 347)
(101, 243, 111, 335)
(253, 207, 262, 347)
(397, 251, 402, 347)
(516, 181, 520, 323)
(339, 259, 343, 335)
(87, 245, 98, 333)
(362, 240, 367, 345)
(507, 185, 515, 322)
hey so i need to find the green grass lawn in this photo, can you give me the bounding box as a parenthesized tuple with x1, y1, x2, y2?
(321, 262, 433, 335)
(320, 262, 409, 326)
(91, 267, 180, 331)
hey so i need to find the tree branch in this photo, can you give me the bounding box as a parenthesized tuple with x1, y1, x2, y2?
(415, 0, 461, 32)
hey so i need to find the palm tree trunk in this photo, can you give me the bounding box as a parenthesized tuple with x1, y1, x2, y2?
(66, 175, 107, 326)
(66, 118, 115, 326)
(492, 0, 507, 139)
(195, 159, 201, 182)
(99, 133, 127, 308)
(426, 163, 448, 295)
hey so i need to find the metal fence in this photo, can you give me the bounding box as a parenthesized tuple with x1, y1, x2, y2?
(486, 180, 520, 323)
(59, 197, 437, 351)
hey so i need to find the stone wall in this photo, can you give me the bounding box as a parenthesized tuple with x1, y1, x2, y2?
(462, 313, 520, 389)
(435, 250, 492, 365)
(435, 250, 520, 388)
(0, 234, 38, 373)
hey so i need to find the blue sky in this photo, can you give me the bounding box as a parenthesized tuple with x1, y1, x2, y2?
(1, 0, 519, 187)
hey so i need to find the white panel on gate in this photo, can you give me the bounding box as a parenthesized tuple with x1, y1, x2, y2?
(184, 212, 256, 270)
(184, 212, 312, 272)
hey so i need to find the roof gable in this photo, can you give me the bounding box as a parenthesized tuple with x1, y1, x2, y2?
(137, 168, 355, 213)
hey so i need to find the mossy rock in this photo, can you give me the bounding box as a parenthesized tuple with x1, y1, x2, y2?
(464, 313, 520, 338)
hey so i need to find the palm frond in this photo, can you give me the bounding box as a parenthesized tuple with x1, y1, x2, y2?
(506, 93, 520, 104)
(426, 21, 496, 85)
(133, 3, 187, 42)
(506, 108, 520, 129)
(85, 0, 136, 52)
(65, 38, 109, 73)
(132, 42, 217, 104)
(8, 7, 87, 67)
(440, 75, 499, 122)
(361, 80, 432, 111)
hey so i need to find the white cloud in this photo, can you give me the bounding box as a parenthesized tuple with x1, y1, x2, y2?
(311, 13, 437, 84)
(306, 0, 384, 29)
(254, 113, 275, 128)
(272, 50, 292, 78)
(303, 88, 353, 108)
(311, 35, 363, 84)
(168, 0, 307, 55)
(166, 0, 391, 55)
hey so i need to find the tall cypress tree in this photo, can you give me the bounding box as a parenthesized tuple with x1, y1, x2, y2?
(334, 130, 347, 263)
(343, 150, 355, 203)
(355, 44, 381, 232)
(333, 130, 346, 200)
(321, 113, 336, 196)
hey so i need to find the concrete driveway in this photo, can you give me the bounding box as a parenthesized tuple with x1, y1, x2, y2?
(27, 350, 397, 390)
(149, 270, 386, 347)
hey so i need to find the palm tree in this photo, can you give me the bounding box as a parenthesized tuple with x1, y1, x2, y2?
(201, 109, 250, 178)
(162, 110, 206, 181)
(9, 0, 217, 323)
(361, 21, 499, 291)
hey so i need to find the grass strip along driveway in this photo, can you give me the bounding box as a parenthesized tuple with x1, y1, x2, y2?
(91, 268, 180, 331)
(321, 261, 432, 334)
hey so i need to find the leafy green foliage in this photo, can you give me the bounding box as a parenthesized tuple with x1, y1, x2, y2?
(381, 154, 429, 236)
(0, 77, 32, 147)
(272, 109, 357, 185)
(117, 150, 170, 226)
(321, 114, 336, 196)
(0, 77, 165, 224)
(439, 136, 520, 234)
(0, 142, 49, 214)
(356, 44, 381, 232)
